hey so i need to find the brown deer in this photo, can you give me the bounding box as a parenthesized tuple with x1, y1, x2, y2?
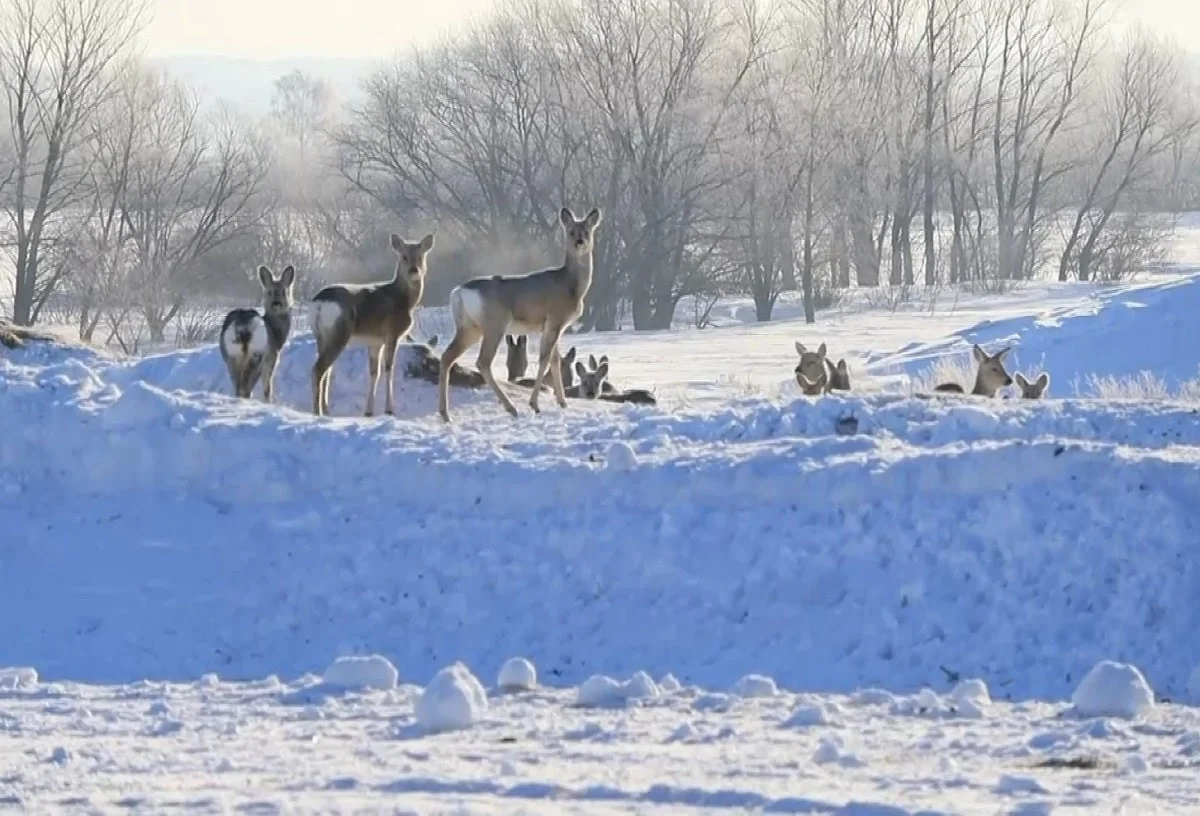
(438, 207, 601, 422)
(310, 233, 434, 417)
(933, 344, 1014, 397)
(794, 342, 851, 395)
(1014, 371, 1051, 399)
(219, 264, 295, 401)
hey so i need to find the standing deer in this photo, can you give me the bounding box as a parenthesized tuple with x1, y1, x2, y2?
(310, 233, 434, 417)
(438, 207, 601, 422)
(219, 265, 295, 401)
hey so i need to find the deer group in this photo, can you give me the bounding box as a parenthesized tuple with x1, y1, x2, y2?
(218, 206, 622, 421)
(788, 339, 1051, 400)
(216, 201, 1051, 421)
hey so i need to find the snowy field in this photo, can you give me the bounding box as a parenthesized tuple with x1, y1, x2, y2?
(4, 251, 1200, 809)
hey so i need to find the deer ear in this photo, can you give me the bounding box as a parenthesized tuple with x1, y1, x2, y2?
(389, 233, 404, 253)
(996, 346, 1011, 360)
(836, 359, 848, 373)
(795, 341, 806, 356)
(419, 233, 435, 254)
(1015, 372, 1030, 388)
(428, 334, 438, 347)
(280, 265, 295, 287)
(817, 342, 827, 358)
(560, 207, 574, 227)
(574, 361, 587, 377)
(595, 361, 608, 380)
(1035, 372, 1049, 389)
(585, 208, 602, 228)
(588, 353, 598, 369)
(972, 344, 986, 363)
(506, 335, 516, 348)
(564, 346, 576, 364)
(258, 265, 272, 288)
(518, 335, 527, 348)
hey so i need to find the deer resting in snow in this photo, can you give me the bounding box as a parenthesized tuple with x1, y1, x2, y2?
(794, 341, 851, 396)
(439, 207, 601, 422)
(1014, 371, 1051, 399)
(219, 264, 295, 401)
(933, 344, 1013, 397)
(310, 233, 434, 417)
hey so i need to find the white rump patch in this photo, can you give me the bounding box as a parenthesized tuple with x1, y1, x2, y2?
(249, 318, 269, 356)
(313, 301, 344, 337)
(221, 315, 267, 360)
(455, 286, 486, 326)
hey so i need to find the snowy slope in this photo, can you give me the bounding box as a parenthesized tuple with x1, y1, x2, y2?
(3, 306, 1200, 701)
(871, 273, 1200, 390)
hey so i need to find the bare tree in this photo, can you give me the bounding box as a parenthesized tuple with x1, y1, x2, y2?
(111, 69, 272, 341)
(0, 0, 146, 325)
(1057, 30, 1197, 281)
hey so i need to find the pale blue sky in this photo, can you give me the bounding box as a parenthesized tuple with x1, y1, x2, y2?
(142, 0, 500, 59)
(140, 0, 1195, 60)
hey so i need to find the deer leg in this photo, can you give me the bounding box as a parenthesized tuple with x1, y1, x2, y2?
(312, 331, 349, 416)
(531, 324, 567, 412)
(261, 351, 278, 403)
(321, 367, 334, 415)
(382, 337, 399, 416)
(477, 327, 519, 418)
(548, 346, 568, 409)
(439, 327, 478, 423)
(365, 344, 382, 417)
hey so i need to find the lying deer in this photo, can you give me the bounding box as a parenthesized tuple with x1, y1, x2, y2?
(571, 358, 658, 405)
(794, 341, 851, 395)
(219, 264, 295, 401)
(933, 344, 1013, 397)
(1014, 371, 1051, 399)
(310, 233, 434, 417)
(439, 207, 601, 421)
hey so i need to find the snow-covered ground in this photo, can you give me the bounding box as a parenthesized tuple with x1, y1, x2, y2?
(3, 666, 1199, 813)
(3, 258, 1200, 810)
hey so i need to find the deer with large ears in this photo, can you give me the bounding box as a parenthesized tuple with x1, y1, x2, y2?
(934, 344, 1014, 397)
(439, 206, 601, 422)
(1014, 371, 1051, 399)
(310, 232, 434, 417)
(219, 264, 295, 401)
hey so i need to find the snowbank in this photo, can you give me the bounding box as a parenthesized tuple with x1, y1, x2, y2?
(872, 276, 1200, 392)
(2, 281, 1200, 703)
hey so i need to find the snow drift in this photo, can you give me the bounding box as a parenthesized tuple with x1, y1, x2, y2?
(871, 274, 1200, 390)
(2, 286, 1200, 703)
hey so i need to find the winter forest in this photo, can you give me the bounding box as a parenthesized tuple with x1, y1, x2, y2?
(2, 0, 1197, 348)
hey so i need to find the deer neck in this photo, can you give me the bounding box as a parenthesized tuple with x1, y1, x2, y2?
(971, 372, 993, 397)
(263, 308, 291, 349)
(564, 250, 594, 298)
(390, 267, 425, 306)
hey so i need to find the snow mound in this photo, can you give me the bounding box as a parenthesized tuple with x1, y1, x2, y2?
(496, 657, 537, 692)
(949, 678, 992, 708)
(322, 655, 399, 691)
(577, 672, 661, 707)
(0, 667, 38, 691)
(734, 674, 779, 698)
(415, 662, 489, 733)
(782, 703, 830, 728)
(1071, 660, 1155, 719)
